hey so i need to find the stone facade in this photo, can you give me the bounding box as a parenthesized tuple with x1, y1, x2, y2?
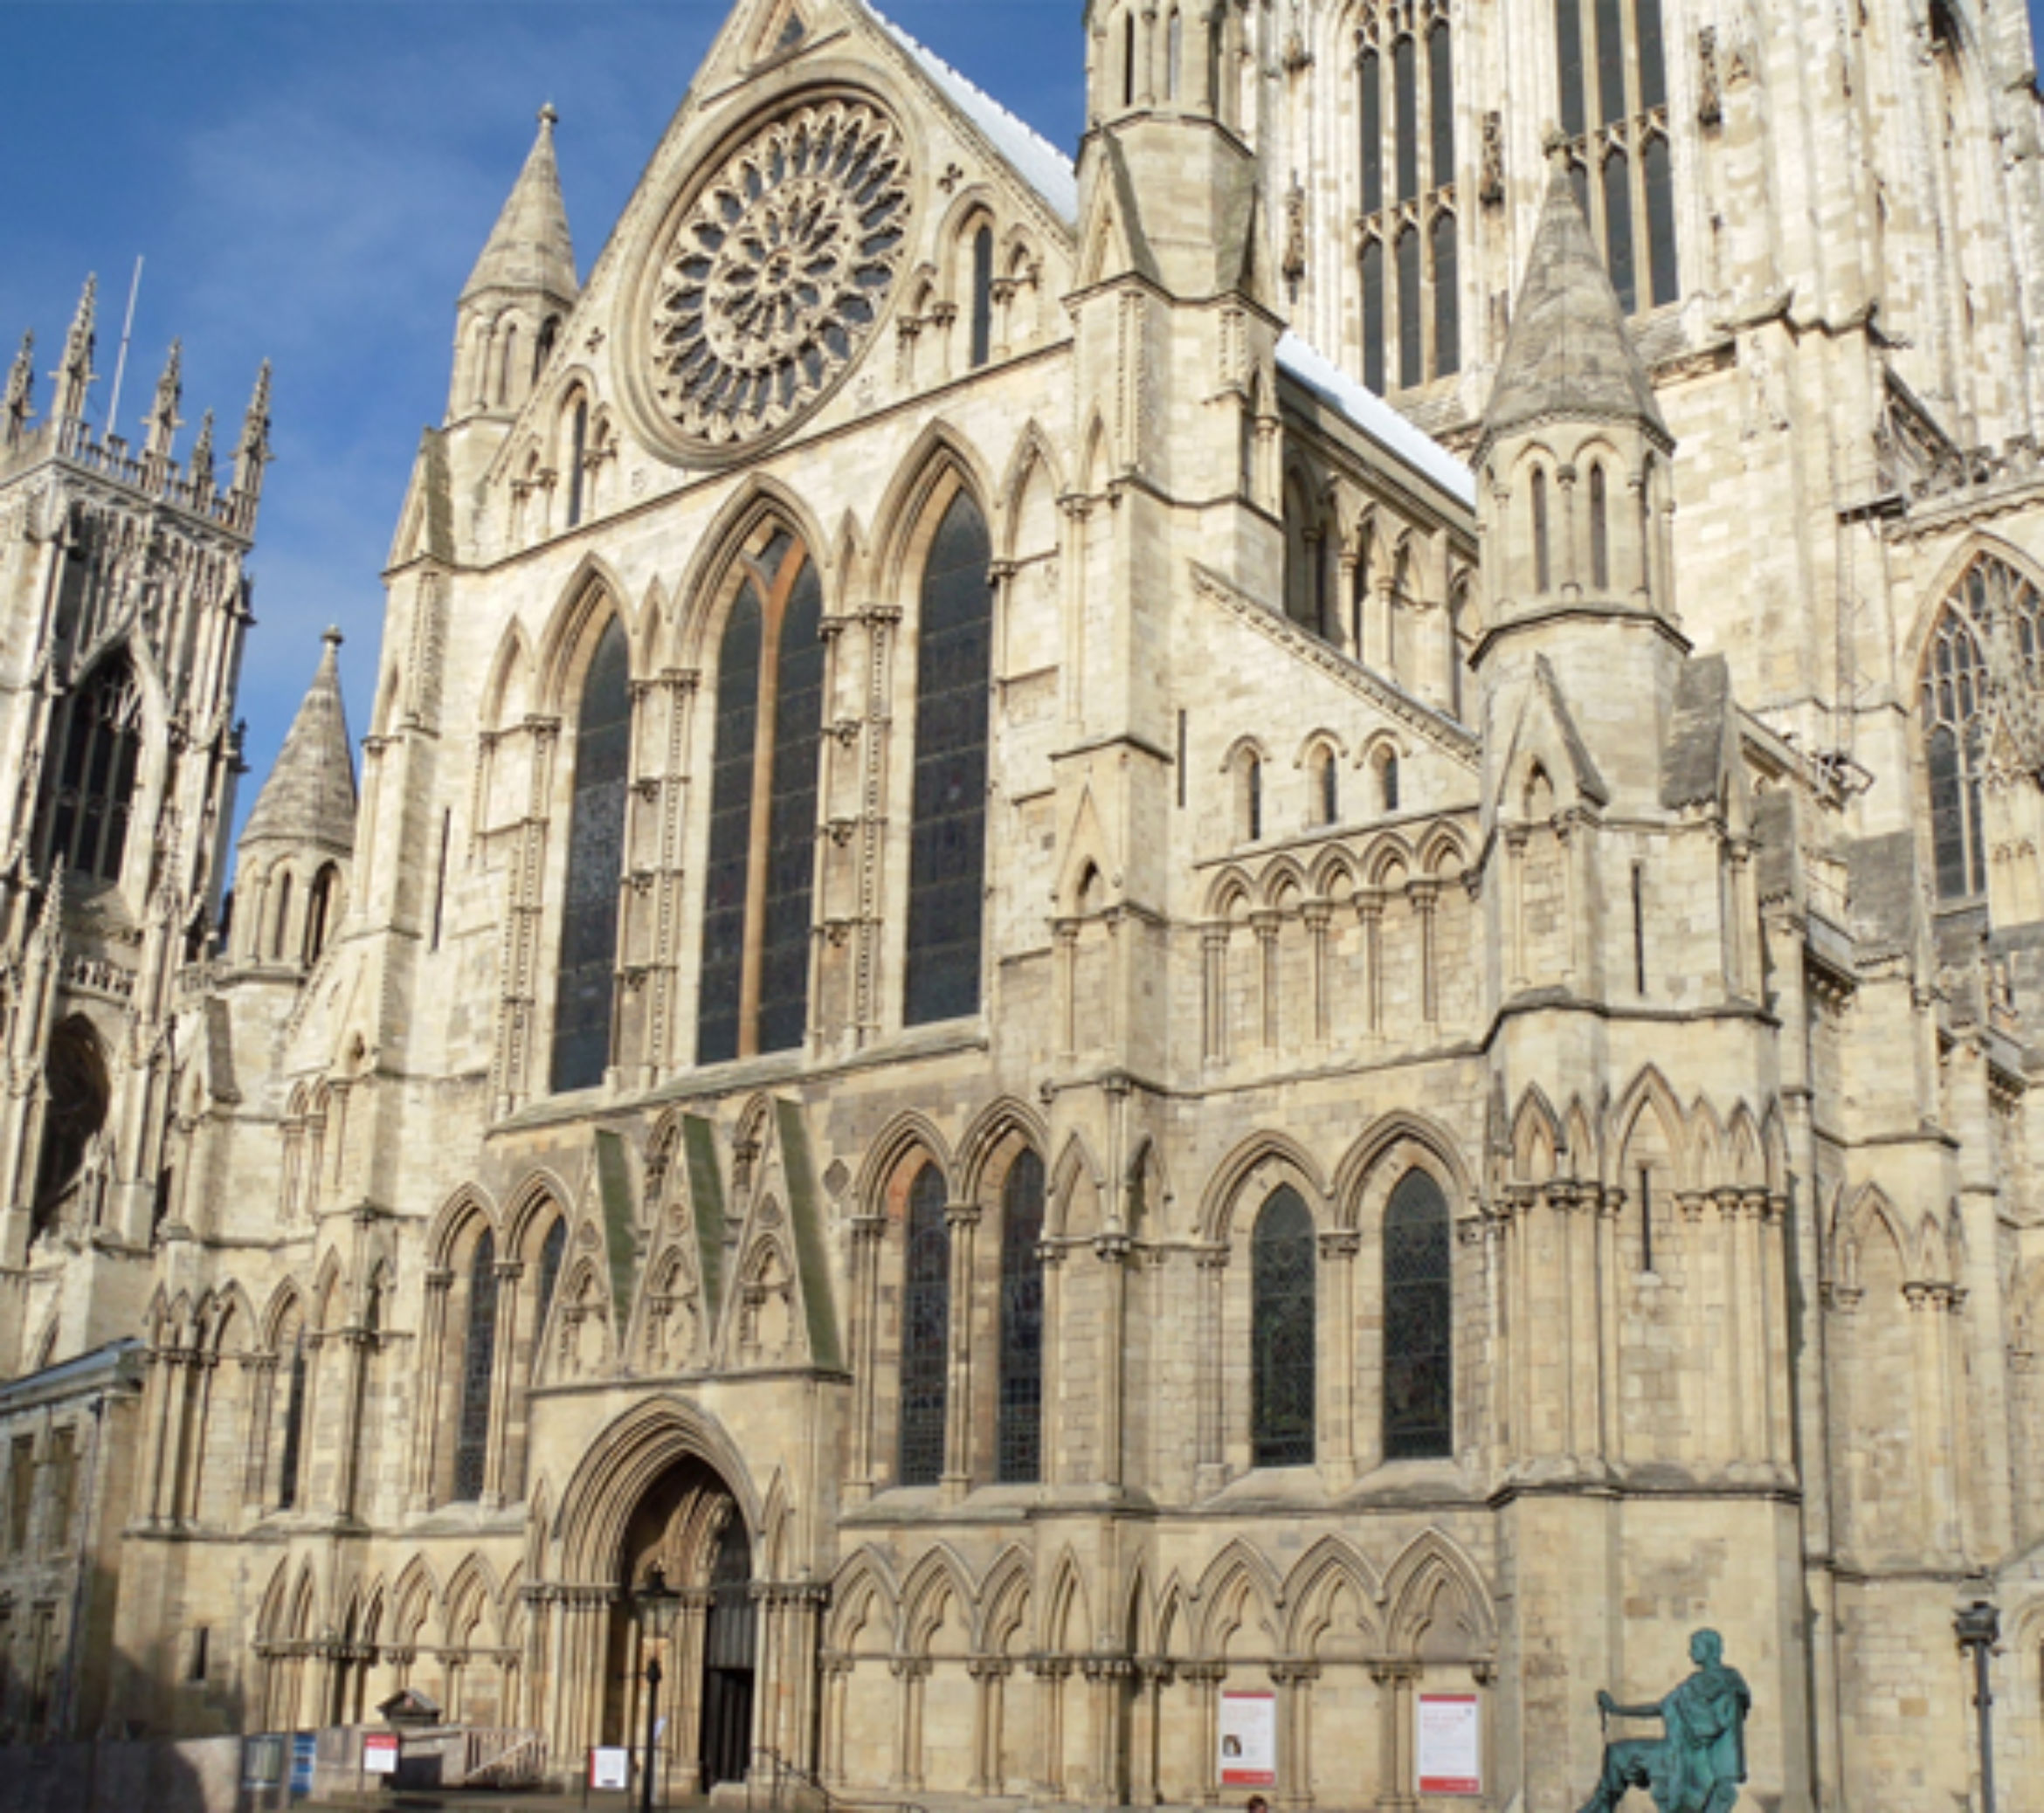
(3, 1, 2044, 1809)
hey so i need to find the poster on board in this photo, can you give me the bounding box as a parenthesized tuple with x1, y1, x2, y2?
(590, 1747, 632, 1790)
(1219, 1691, 1278, 1787)
(1416, 1693, 1482, 1795)
(363, 1732, 400, 1776)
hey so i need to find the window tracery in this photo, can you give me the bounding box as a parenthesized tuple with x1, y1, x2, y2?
(996, 1149, 1046, 1484)
(1357, 6, 1458, 390)
(1555, 0, 1677, 313)
(452, 1230, 500, 1503)
(36, 651, 142, 885)
(1919, 555, 2044, 902)
(698, 529, 825, 1063)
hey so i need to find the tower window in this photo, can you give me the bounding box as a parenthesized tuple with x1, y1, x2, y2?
(697, 531, 825, 1063)
(1356, 11, 1458, 388)
(1382, 1168, 1453, 1459)
(1590, 465, 1610, 589)
(1554, 0, 1679, 311)
(36, 651, 142, 886)
(551, 616, 632, 1093)
(1920, 555, 2044, 902)
(1251, 1185, 1315, 1467)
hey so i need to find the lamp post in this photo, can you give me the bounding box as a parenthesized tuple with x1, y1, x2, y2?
(635, 1561, 681, 1813)
(1956, 1600, 1999, 1813)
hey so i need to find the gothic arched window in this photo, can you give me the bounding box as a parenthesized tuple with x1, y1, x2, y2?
(452, 1230, 500, 1502)
(898, 1164, 950, 1486)
(997, 1149, 1046, 1484)
(552, 616, 632, 1093)
(1251, 1184, 1315, 1467)
(36, 651, 142, 886)
(904, 492, 992, 1026)
(698, 530, 825, 1063)
(969, 226, 996, 369)
(276, 1331, 308, 1511)
(31, 1016, 108, 1242)
(304, 863, 340, 967)
(1357, 11, 1458, 389)
(1383, 1168, 1453, 1459)
(535, 1215, 568, 1343)
(565, 399, 589, 528)
(1556, 0, 1677, 312)
(1920, 555, 2044, 901)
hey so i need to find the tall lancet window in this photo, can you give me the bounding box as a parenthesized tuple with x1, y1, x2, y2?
(1251, 1184, 1316, 1467)
(1357, 6, 1459, 390)
(452, 1230, 500, 1503)
(551, 617, 632, 1093)
(898, 1164, 951, 1486)
(1556, 0, 1677, 312)
(36, 651, 142, 885)
(904, 491, 993, 1026)
(996, 1149, 1046, 1483)
(1920, 555, 2044, 902)
(1382, 1168, 1453, 1459)
(698, 531, 825, 1064)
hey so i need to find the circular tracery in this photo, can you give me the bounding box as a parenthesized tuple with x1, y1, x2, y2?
(646, 99, 911, 451)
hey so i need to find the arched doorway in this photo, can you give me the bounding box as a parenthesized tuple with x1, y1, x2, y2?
(607, 1454, 756, 1793)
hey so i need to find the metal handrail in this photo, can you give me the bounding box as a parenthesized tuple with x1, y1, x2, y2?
(754, 1744, 930, 1813)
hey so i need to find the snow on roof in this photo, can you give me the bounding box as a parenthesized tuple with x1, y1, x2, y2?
(865, 3, 1081, 225)
(1275, 331, 1476, 508)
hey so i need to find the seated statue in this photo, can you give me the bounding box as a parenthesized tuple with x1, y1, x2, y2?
(1578, 1630, 1751, 1813)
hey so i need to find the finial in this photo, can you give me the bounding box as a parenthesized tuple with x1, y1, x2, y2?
(52, 275, 98, 422)
(3, 332, 32, 449)
(539, 101, 559, 129)
(231, 360, 273, 497)
(188, 409, 217, 492)
(321, 625, 344, 651)
(143, 339, 183, 460)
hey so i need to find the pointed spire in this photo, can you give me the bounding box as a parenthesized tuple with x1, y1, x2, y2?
(51, 275, 97, 423)
(3, 332, 32, 449)
(230, 361, 272, 500)
(1477, 148, 1669, 458)
(188, 409, 217, 494)
(143, 340, 183, 462)
(459, 104, 578, 309)
(239, 627, 356, 856)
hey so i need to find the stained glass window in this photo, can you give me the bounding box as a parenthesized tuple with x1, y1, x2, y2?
(904, 493, 992, 1026)
(1920, 555, 2044, 901)
(1383, 1169, 1453, 1459)
(277, 1332, 307, 1511)
(550, 617, 631, 1093)
(1251, 1186, 1315, 1467)
(535, 1216, 567, 1342)
(36, 652, 142, 884)
(997, 1150, 1046, 1483)
(898, 1165, 950, 1486)
(1590, 465, 1610, 589)
(969, 226, 995, 369)
(698, 533, 825, 1062)
(1356, 12, 1457, 389)
(1554, 0, 1678, 313)
(453, 1230, 499, 1502)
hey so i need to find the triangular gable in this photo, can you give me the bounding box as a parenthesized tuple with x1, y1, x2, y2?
(1494, 655, 1612, 815)
(387, 428, 453, 571)
(1078, 134, 1161, 288)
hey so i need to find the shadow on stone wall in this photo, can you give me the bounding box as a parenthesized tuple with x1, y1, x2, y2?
(0, 1734, 237, 1813)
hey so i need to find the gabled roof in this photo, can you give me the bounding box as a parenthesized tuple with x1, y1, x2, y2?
(1479, 159, 1668, 456)
(461, 105, 579, 307)
(241, 630, 356, 857)
(860, 1, 1080, 224)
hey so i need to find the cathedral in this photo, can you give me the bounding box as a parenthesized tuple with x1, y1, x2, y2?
(1, 0, 2043, 1806)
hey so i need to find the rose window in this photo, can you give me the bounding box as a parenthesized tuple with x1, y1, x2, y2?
(646, 100, 910, 449)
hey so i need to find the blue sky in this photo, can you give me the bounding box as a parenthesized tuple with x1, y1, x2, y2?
(0, 0, 1086, 854)
(0, 0, 2035, 859)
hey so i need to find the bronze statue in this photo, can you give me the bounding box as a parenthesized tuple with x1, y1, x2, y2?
(1578, 1630, 1751, 1813)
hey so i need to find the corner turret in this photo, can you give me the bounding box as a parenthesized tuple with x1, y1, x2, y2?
(231, 629, 356, 973)
(448, 105, 579, 424)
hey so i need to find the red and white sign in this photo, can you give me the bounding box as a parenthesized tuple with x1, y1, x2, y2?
(1219, 1691, 1277, 1787)
(363, 1732, 400, 1776)
(1416, 1693, 1481, 1796)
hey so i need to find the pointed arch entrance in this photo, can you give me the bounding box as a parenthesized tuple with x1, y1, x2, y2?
(607, 1455, 756, 1792)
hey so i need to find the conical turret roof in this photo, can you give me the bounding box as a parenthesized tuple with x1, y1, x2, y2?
(241, 630, 356, 855)
(1479, 157, 1669, 456)
(460, 105, 578, 307)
